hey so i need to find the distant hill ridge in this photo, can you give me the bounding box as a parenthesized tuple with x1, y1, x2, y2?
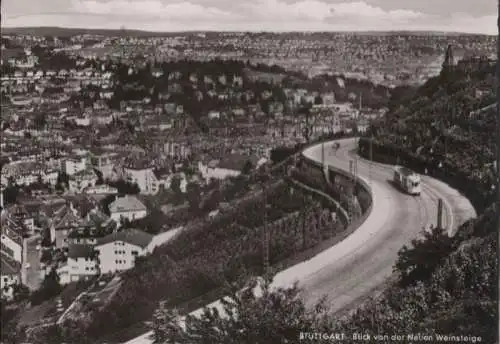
(1, 26, 491, 38)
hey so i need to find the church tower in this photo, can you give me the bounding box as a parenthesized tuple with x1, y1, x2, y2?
(442, 44, 455, 73)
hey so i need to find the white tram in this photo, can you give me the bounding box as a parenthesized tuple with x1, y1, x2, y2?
(393, 166, 421, 196)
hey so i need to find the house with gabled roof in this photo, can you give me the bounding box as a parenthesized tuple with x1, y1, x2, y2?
(58, 244, 99, 285)
(109, 195, 148, 225)
(95, 229, 153, 274)
(1, 253, 21, 300)
(68, 169, 98, 193)
(4, 203, 35, 234)
(66, 208, 115, 246)
(49, 203, 92, 248)
(1, 217, 23, 263)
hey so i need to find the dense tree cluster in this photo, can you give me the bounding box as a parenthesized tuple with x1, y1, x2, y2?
(29, 269, 63, 306)
(106, 179, 141, 194)
(97, 58, 393, 126)
(361, 65, 496, 210)
(150, 280, 329, 344)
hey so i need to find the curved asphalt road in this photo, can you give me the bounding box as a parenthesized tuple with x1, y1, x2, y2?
(297, 137, 476, 313)
(125, 138, 476, 343)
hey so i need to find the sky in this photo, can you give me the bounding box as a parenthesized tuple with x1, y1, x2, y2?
(2, 0, 497, 34)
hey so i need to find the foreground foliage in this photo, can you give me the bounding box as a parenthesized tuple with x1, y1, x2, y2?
(150, 280, 329, 344)
(149, 213, 497, 344)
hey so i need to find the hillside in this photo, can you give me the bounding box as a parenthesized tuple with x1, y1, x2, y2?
(345, 64, 498, 342)
(1, 27, 182, 38)
(366, 63, 497, 209)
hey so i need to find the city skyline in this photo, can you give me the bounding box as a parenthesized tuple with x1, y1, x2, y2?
(2, 0, 497, 35)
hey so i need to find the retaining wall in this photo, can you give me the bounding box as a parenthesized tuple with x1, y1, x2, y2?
(300, 144, 374, 234)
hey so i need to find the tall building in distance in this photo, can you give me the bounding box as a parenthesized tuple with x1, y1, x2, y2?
(442, 44, 455, 73)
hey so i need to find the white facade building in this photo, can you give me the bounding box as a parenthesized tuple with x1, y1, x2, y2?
(109, 195, 148, 224)
(42, 170, 59, 186)
(95, 229, 153, 274)
(0, 227, 23, 263)
(58, 244, 99, 285)
(68, 169, 98, 193)
(84, 184, 118, 195)
(198, 161, 241, 182)
(1, 254, 21, 300)
(124, 167, 159, 194)
(62, 157, 87, 176)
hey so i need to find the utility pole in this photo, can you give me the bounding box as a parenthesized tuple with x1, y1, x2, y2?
(302, 195, 307, 250)
(262, 173, 270, 278)
(369, 135, 373, 187)
(263, 203, 270, 277)
(496, 10, 500, 299)
(321, 141, 325, 166)
(302, 105, 311, 143)
(349, 160, 358, 221)
(437, 198, 443, 230)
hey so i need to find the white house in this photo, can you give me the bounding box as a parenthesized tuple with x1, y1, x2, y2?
(0, 222, 23, 263)
(90, 151, 117, 180)
(74, 115, 91, 127)
(208, 111, 221, 119)
(0, 184, 4, 209)
(42, 169, 59, 186)
(62, 157, 87, 176)
(109, 195, 148, 224)
(94, 229, 153, 274)
(84, 184, 118, 195)
(68, 169, 98, 193)
(14, 172, 39, 186)
(198, 160, 240, 182)
(58, 244, 99, 285)
(4, 204, 35, 235)
(124, 166, 159, 195)
(198, 154, 258, 183)
(1, 254, 21, 300)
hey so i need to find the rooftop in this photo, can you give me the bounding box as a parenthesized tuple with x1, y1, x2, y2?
(109, 195, 147, 213)
(96, 228, 153, 249)
(1, 252, 21, 276)
(52, 203, 88, 230)
(217, 153, 258, 172)
(68, 244, 95, 259)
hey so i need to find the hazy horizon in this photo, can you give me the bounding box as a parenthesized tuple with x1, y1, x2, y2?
(2, 0, 497, 35)
(1, 26, 496, 36)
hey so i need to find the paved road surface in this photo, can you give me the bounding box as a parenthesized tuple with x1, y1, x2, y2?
(23, 235, 43, 291)
(297, 138, 476, 313)
(124, 138, 476, 344)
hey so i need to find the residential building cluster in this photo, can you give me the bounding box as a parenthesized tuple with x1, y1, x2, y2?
(3, 31, 495, 87)
(1, 30, 469, 302)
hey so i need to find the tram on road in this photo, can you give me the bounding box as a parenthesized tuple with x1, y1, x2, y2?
(393, 166, 421, 196)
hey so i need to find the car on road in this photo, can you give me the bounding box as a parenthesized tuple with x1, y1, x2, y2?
(36, 245, 41, 250)
(24, 263, 31, 269)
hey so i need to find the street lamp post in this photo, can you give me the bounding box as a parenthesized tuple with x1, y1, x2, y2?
(369, 135, 373, 187)
(321, 141, 325, 167)
(496, 13, 500, 329)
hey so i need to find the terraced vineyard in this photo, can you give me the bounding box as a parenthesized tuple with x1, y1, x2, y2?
(55, 179, 346, 341)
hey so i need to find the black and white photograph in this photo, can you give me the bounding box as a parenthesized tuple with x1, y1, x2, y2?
(0, 0, 499, 343)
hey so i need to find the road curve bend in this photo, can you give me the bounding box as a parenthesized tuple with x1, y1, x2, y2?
(124, 138, 476, 344)
(298, 138, 476, 312)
